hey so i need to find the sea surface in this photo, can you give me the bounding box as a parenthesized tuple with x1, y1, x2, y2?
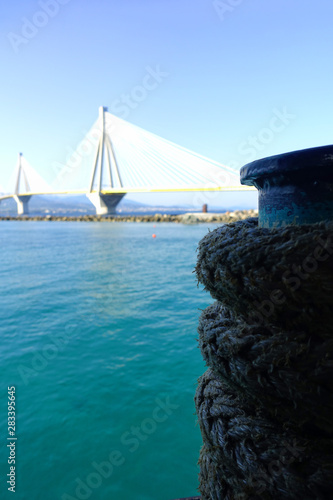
(0, 221, 218, 500)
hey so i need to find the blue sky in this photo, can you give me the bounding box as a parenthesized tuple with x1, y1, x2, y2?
(1, 0, 333, 207)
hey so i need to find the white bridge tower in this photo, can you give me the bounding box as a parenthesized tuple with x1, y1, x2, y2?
(87, 106, 125, 215)
(14, 153, 32, 215)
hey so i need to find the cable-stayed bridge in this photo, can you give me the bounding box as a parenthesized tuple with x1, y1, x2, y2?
(0, 107, 254, 215)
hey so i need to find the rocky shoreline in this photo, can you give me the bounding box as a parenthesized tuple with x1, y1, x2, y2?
(0, 209, 258, 224)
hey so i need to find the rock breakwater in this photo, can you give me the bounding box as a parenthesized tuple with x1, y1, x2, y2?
(0, 209, 257, 223)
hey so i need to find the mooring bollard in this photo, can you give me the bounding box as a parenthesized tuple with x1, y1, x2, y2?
(195, 146, 333, 499)
(240, 144, 333, 228)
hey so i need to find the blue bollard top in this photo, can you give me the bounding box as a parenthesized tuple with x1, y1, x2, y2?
(240, 145, 333, 228)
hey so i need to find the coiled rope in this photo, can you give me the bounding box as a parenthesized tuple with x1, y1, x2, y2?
(195, 218, 333, 499)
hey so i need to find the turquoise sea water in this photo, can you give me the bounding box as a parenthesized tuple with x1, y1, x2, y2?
(0, 221, 217, 500)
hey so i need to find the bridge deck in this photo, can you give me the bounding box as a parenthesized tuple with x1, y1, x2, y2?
(0, 185, 254, 201)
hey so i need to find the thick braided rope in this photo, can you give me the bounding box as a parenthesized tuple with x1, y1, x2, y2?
(197, 301, 333, 434)
(194, 219, 333, 499)
(195, 218, 333, 334)
(195, 370, 333, 500)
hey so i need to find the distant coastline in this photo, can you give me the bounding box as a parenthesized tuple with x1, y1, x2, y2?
(0, 209, 257, 224)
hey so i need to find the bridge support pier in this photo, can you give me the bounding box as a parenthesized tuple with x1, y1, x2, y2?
(14, 195, 31, 215)
(87, 193, 125, 215)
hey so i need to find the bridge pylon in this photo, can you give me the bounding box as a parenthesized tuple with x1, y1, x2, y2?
(14, 153, 32, 215)
(87, 106, 125, 215)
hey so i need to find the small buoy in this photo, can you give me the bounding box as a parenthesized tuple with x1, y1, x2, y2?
(153, 225, 156, 228)
(152, 234, 156, 238)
